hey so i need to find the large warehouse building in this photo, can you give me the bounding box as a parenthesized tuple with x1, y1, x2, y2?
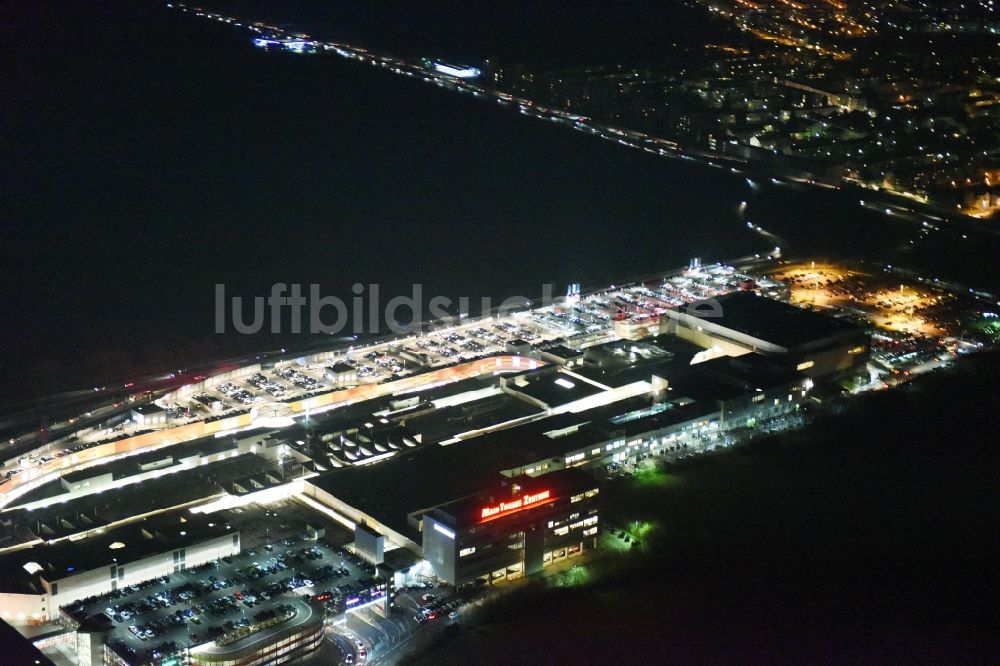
(0, 515, 239, 624)
(661, 291, 870, 379)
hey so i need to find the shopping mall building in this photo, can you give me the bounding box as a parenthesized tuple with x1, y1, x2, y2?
(422, 469, 600, 586)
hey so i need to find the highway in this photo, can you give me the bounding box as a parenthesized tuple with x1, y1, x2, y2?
(165, 5, 806, 188)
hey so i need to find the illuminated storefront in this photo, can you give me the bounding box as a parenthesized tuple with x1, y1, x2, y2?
(422, 469, 600, 586)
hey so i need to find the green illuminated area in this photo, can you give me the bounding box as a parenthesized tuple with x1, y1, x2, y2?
(628, 520, 654, 542)
(632, 464, 678, 489)
(971, 316, 1000, 344)
(548, 564, 590, 588)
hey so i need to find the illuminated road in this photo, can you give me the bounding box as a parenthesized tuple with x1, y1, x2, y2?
(167, 3, 840, 192)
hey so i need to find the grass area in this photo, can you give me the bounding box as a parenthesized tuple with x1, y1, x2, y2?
(547, 564, 590, 588)
(405, 351, 1000, 665)
(632, 462, 678, 488)
(971, 316, 1000, 344)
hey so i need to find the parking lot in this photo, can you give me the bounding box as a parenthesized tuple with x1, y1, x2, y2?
(320, 584, 470, 666)
(64, 501, 383, 665)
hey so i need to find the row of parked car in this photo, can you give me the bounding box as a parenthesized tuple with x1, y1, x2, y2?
(200, 603, 296, 644)
(105, 583, 197, 623)
(109, 638, 183, 666)
(416, 594, 462, 623)
(275, 367, 324, 391)
(125, 599, 197, 642)
(247, 372, 287, 397)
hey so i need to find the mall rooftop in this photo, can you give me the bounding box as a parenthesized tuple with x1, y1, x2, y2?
(678, 291, 866, 352)
(0, 513, 233, 594)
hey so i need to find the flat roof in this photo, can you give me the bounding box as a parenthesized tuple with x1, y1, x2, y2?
(382, 547, 419, 573)
(309, 443, 509, 542)
(0, 512, 234, 594)
(132, 403, 166, 414)
(506, 367, 605, 408)
(695, 353, 804, 390)
(669, 371, 748, 404)
(402, 393, 542, 443)
(4, 455, 267, 542)
(392, 374, 498, 403)
(571, 336, 701, 388)
(679, 291, 864, 350)
(23, 436, 238, 495)
(597, 399, 711, 438)
(539, 343, 585, 360)
(432, 468, 598, 528)
(307, 347, 805, 547)
(355, 522, 381, 539)
(310, 391, 714, 542)
(61, 449, 173, 484)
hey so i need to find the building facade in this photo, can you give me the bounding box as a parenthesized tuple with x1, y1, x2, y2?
(0, 519, 240, 624)
(185, 600, 324, 666)
(423, 469, 600, 586)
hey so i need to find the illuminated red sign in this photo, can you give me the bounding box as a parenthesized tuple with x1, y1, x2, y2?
(479, 490, 554, 523)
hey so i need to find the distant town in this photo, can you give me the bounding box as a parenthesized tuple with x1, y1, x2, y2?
(498, 0, 1000, 219)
